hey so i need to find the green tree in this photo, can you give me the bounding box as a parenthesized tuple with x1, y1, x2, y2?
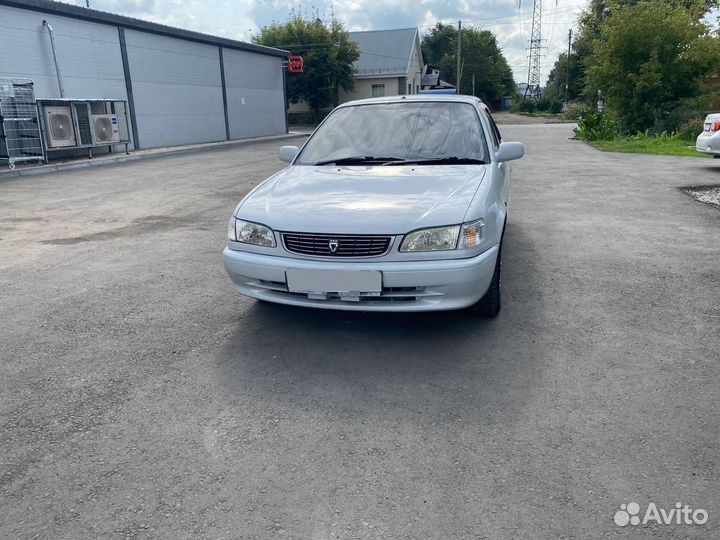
(543, 51, 584, 102)
(587, 1, 720, 132)
(253, 16, 359, 116)
(421, 23, 515, 104)
(545, 0, 719, 106)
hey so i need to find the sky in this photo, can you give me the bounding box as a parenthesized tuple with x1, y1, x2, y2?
(65, 0, 589, 86)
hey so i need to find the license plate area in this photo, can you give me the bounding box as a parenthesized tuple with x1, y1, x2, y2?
(286, 268, 382, 296)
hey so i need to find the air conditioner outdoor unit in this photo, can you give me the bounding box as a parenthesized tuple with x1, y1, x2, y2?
(92, 114, 120, 144)
(44, 105, 77, 148)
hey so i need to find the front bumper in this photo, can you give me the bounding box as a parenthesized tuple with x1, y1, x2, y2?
(222, 246, 499, 312)
(696, 132, 720, 155)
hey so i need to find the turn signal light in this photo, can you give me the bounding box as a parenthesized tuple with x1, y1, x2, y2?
(463, 226, 479, 247)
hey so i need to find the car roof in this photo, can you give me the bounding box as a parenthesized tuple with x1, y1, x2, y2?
(337, 95, 485, 108)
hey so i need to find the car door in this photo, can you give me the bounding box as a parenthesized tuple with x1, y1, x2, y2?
(481, 107, 511, 209)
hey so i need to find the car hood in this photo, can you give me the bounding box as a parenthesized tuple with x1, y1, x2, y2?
(236, 165, 486, 234)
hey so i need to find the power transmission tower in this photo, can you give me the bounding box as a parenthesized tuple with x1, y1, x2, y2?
(523, 0, 545, 99)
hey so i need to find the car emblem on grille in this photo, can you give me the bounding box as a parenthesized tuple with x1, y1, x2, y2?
(328, 239, 339, 253)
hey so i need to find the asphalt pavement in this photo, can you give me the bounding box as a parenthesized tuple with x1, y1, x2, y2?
(1, 124, 718, 539)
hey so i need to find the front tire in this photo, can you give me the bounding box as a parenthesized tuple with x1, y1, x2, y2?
(467, 244, 501, 317)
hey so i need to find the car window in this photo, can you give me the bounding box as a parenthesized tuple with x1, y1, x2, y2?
(484, 109, 502, 149)
(296, 102, 489, 165)
(489, 115, 502, 144)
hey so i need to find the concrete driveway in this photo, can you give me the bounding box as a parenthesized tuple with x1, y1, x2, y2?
(1, 125, 718, 539)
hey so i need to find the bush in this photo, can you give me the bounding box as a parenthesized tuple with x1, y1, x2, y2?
(535, 97, 563, 114)
(287, 109, 330, 125)
(676, 118, 704, 142)
(654, 105, 704, 135)
(564, 103, 593, 121)
(574, 112, 619, 141)
(510, 98, 535, 113)
(510, 97, 563, 114)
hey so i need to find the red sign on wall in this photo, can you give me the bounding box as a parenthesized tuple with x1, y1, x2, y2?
(287, 56, 304, 73)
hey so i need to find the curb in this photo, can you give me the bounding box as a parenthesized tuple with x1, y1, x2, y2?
(1, 132, 309, 179)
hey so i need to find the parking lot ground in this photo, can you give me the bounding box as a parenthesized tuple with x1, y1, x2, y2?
(1, 125, 718, 539)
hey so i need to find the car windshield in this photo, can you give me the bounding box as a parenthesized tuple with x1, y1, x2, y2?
(295, 101, 489, 165)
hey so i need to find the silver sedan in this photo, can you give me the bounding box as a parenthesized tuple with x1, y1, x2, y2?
(223, 95, 524, 315)
(696, 113, 720, 156)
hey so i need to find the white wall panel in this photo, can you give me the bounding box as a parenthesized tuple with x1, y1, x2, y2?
(222, 48, 286, 139)
(124, 30, 226, 148)
(0, 4, 127, 100)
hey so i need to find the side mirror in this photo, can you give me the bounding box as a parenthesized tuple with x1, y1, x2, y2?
(495, 142, 524, 162)
(279, 146, 299, 163)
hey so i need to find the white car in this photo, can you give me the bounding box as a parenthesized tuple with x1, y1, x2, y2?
(696, 113, 720, 156)
(223, 95, 524, 315)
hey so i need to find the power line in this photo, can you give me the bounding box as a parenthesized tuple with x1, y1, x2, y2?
(268, 8, 584, 87)
(416, 6, 579, 29)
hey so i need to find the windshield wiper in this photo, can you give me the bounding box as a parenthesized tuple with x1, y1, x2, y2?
(313, 155, 405, 166)
(383, 156, 486, 166)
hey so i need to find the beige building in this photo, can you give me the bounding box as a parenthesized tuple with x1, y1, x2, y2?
(339, 28, 425, 103)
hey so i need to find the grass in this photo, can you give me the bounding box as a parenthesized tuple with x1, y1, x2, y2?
(589, 137, 711, 158)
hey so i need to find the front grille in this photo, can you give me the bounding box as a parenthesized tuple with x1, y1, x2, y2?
(282, 233, 391, 257)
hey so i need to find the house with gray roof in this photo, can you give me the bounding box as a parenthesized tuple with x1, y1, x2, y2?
(288, 27, 425, 118)
(339, 28, 425, 103)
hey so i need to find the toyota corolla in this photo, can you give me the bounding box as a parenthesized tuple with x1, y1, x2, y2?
(223, 95, 524, 316)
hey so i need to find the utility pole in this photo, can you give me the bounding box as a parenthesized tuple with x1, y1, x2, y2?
(565, 29, 572, 103)
(456, 20, 462, 95)
(472, 73, 475, 97)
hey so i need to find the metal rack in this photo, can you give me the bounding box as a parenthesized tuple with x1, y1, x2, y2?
(0, 78, 45, 170)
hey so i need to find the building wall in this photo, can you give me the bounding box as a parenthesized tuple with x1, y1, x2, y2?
(0, 3, 287, 151)
(124, 30, 226, 148)
(222, 48, 285, 139)
(339, 77, 401, 103)
(0, 5, 128, 101)
(407, 43, 423, 95)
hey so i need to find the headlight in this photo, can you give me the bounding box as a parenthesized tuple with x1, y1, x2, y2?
(400, 225, 460, 252)
(399, 219, 485, 252)
(228, 217, 276, 247)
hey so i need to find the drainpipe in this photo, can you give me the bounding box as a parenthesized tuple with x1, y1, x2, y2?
(42, 20, 65, 98)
